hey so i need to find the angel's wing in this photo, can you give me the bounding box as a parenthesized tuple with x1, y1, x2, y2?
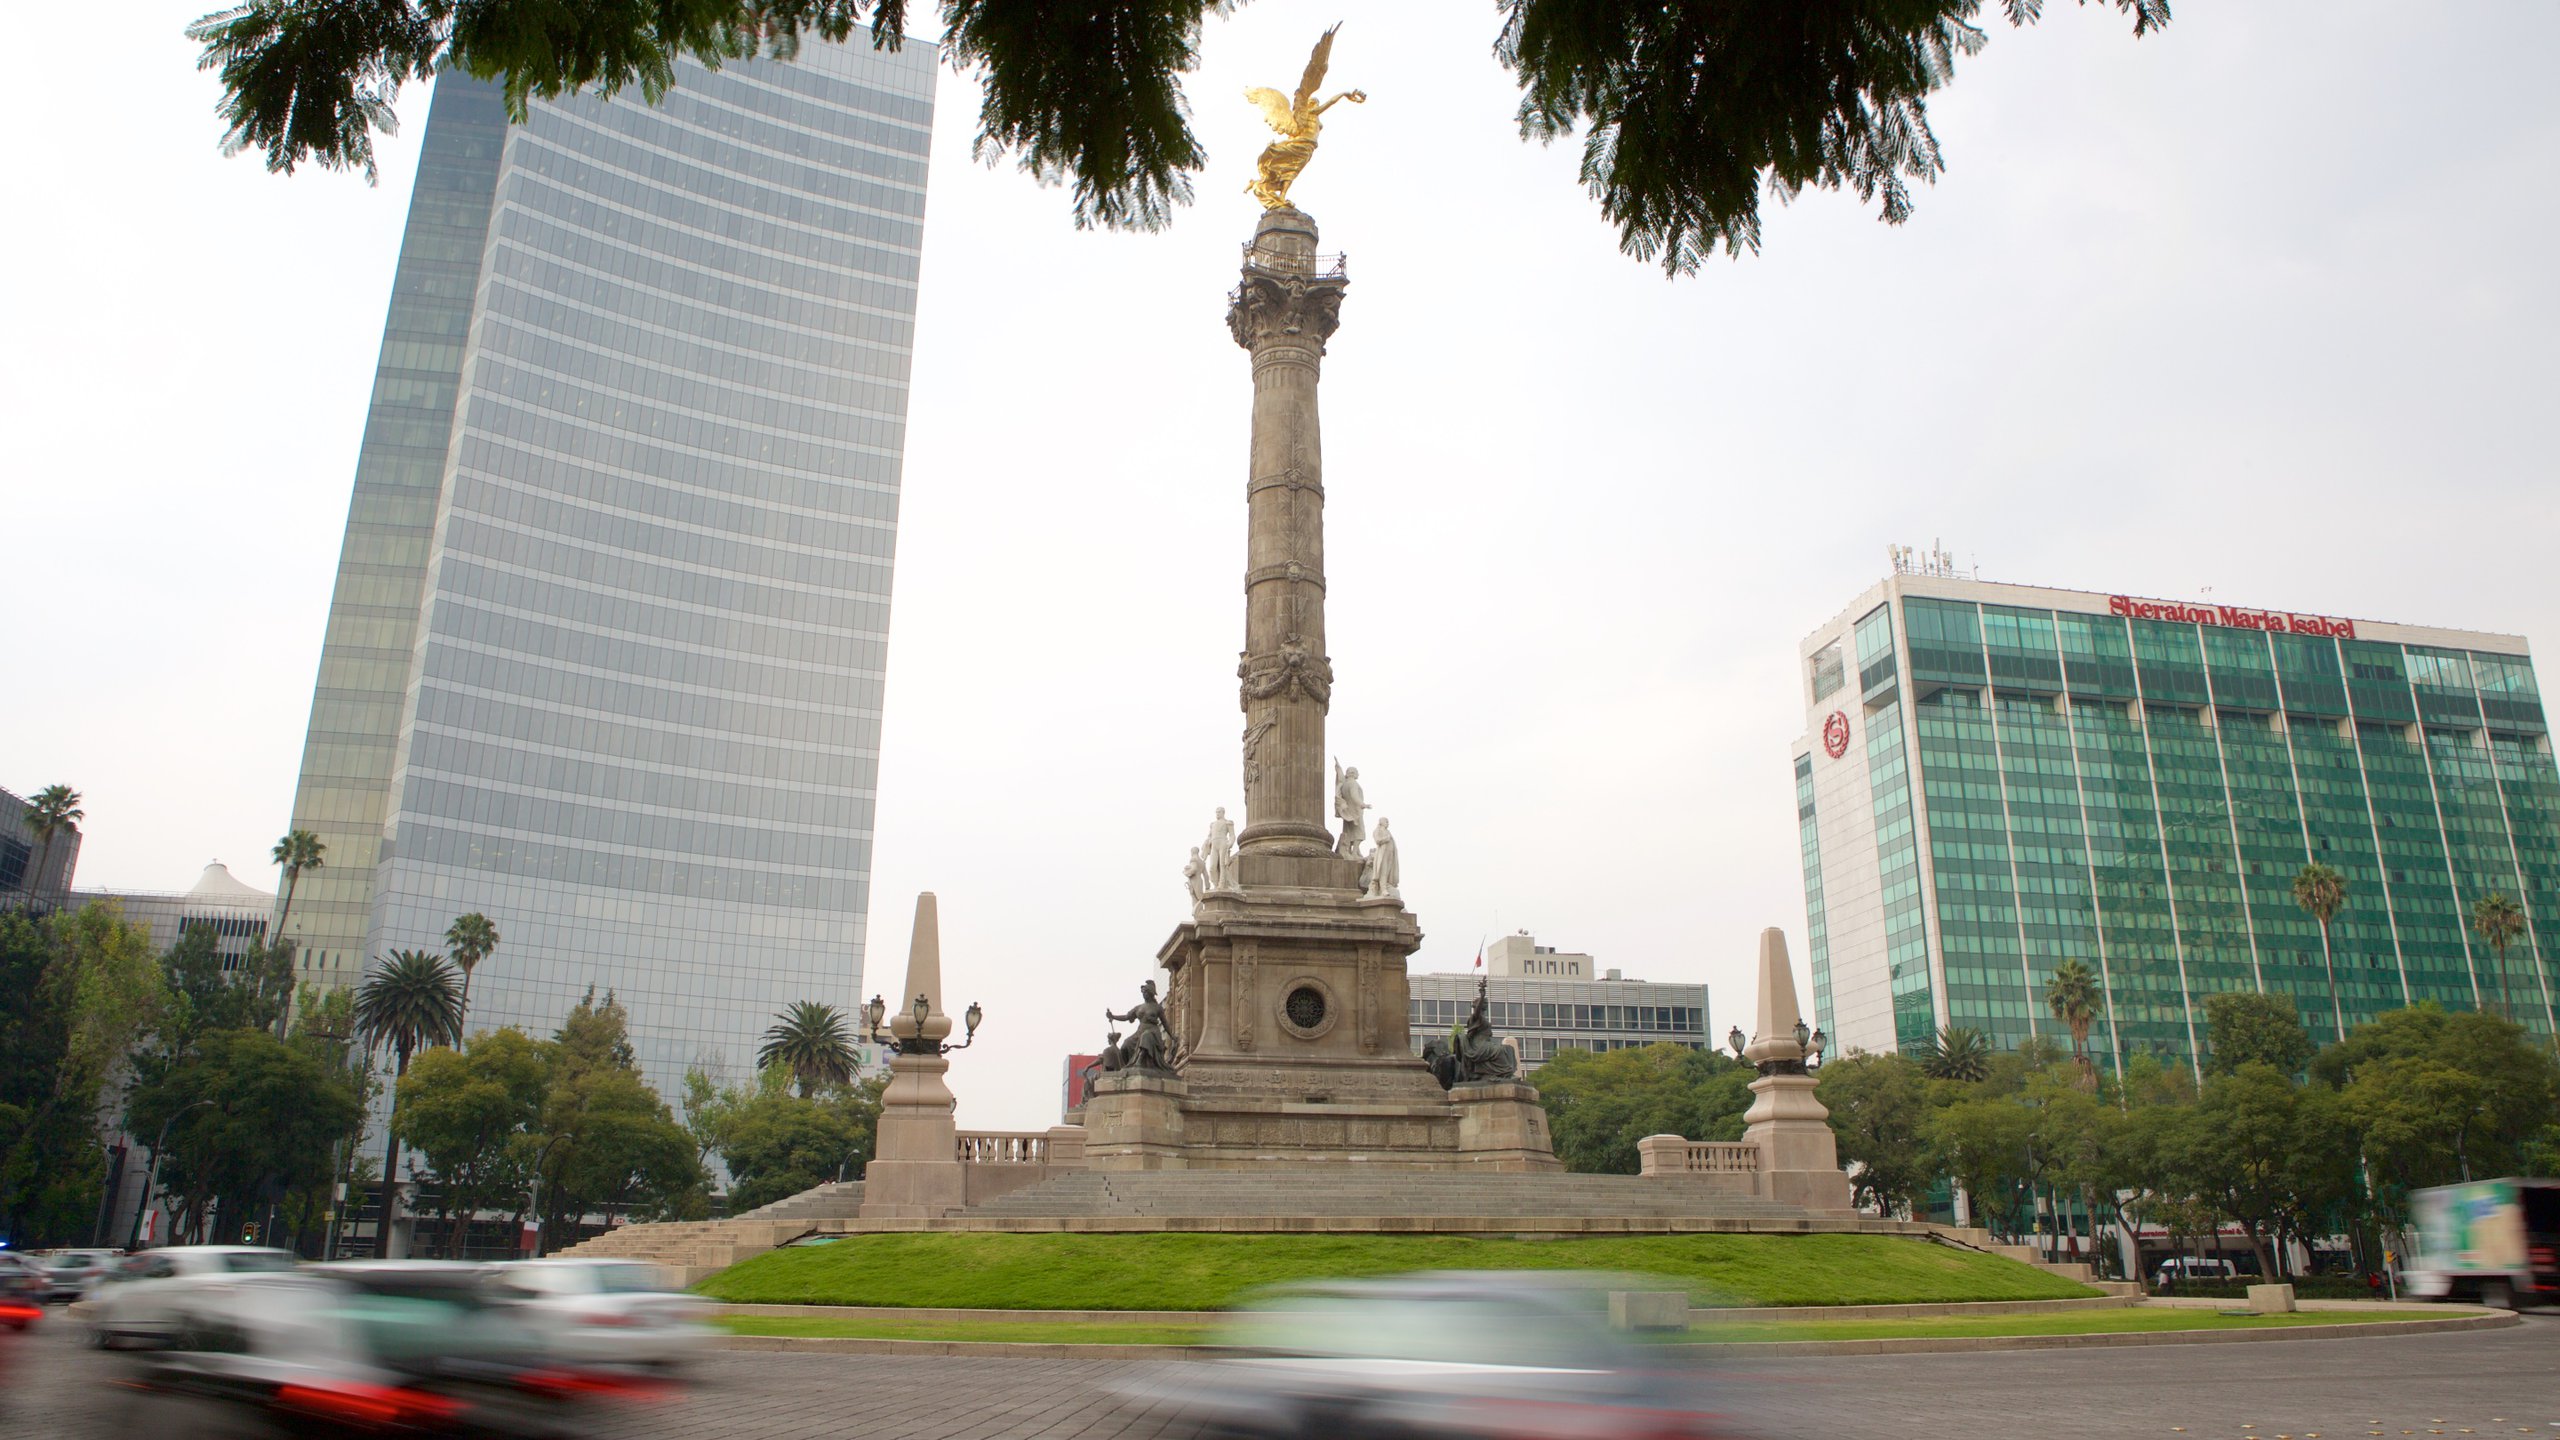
(1244, 86, 1295, 133)
(1292, 25, 1339, 114)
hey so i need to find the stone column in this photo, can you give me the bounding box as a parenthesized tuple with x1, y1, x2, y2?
(1739, 927, 1853, 1212)
(1226, 208, 1346, 859)
(861, 893, 966, 1218)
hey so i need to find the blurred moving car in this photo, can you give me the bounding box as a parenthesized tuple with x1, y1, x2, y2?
(495, 1258, 717, 1370)
(105, 1262, 672, 1437)
(2153, 1257, 2238, 1286)
(0, 1254, 45, 1330)
(1172, 1272, 1724, 1440)
(36, 1248, 123, 1301)
(85, 1245, 298, 1347)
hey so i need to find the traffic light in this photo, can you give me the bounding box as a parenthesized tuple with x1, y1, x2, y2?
(240, 1224, 258, 1244)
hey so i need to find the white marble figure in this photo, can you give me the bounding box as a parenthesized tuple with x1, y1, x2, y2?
(1332, 759, 1370, 858)
(1360, 818, 1399, 900)
(1204, 806, 1239, 891)
(1183, 846, 1208, 903)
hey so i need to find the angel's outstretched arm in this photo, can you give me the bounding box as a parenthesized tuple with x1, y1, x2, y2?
(1312, 90, 1367, 115)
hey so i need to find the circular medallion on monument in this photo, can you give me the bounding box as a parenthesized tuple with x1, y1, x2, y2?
(1274, 977, 1339, 1040)
(1822, 710, 1852, 759)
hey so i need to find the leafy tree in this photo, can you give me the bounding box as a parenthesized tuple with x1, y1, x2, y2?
(0, 903, 165, 1245)
(2292, 861, 2348, 1038)
(396, 1027, 548, 1257)
(270, 829, 325, 944)
(126, 1026, 361, 1244)
(759, 1000, 857, 1098)
(1529, 1043, 1753, 1174)
(1914, 1025, 1991, 1083)
(2174, 1062, 2350, 1280)
(151, 925, 294, 1061)
(184, 0, 2170, 272)
(1816, 1051, 1936, 1215)
(21, 784, 83, 901)
(352, 948, 464, 1252)
(536, 992, 703, 1234)
(2202, 990, 2311, 1077)
(2042, 958, 2105, 1082)
(2469, 891, 2528, 1024)
(443, 912, 500, 1025)
(2317, 1005, 2560, 1197)
(1926, 1089, 2035, 1240)
(712, 1067, 887, 1213)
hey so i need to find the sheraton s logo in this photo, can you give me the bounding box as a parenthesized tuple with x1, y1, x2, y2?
(1822, 711, 1852, 759)
(2108, 595, 2356, 641)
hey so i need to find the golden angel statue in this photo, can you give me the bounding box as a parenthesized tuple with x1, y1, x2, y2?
(1244, 25, 1366, 210)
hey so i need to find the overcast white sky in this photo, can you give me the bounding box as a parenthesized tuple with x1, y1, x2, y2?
(5, 4, 2556, 1129)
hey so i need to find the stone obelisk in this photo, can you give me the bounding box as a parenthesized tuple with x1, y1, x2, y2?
(861, 893, 965, 1216)
(1227, 208, 1352, 882)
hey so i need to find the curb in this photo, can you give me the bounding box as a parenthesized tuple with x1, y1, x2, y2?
(714, 1294, 2140, 1326)
(715, 1308, 2519, 1358)
(717, 1334, 1209, 1358)
(1681, 1309, 2521, 1357)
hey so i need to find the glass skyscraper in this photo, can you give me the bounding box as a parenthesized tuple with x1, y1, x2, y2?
(1795, 571, 2560, 1076)
(278, 42, 935, 1097)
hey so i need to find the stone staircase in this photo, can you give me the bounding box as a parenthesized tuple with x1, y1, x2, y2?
(545, 1183, 866, 1285)
(1926, 1223, 2141, 1294)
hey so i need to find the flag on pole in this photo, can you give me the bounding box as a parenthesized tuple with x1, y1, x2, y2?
(1473, 936, 1485, 969)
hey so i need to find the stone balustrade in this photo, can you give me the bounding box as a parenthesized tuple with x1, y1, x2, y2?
(1636, 1135, 1764, 1177)
(953, 1125, 1087, 1205)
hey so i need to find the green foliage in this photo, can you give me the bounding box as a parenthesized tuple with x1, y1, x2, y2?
(354, 948, 465, 1067)
(757, 1000, 857, 1098)
(154, 925, 293, 1057)
(2202, 990, 2312, 1076)
(397, 1027, 549, 1252)
(125, 1026, 362, 1243)
(1814, 1051, 1935, 1215)
(21, 784, 83, 897)
(271, 829, 324, 939)
(700, 1231, 2095, 1310)
(186, 0, 2169, 269)
(2470, 892, 2529, 1020)
(2292, 862, 2346, 928)
(1, 903, 168, 1243)
(705, 1070, 884, 1212)
(2041, 958, 2105, 1067)
(1914, 1025, 1992, 1082)
(537, 992, 703, 1228)
(442, 912, 499, 1018)
(2315, 1005, 2560, 1203)
(1530, 1043, 1751, 1174)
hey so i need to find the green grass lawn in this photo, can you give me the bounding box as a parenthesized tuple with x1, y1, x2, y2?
(696, 1232, 2096, 1311)
(715, 1307, 2442, 1348)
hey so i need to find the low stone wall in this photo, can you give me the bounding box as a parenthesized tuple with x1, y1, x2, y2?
(957, 1127, 1086, 1207)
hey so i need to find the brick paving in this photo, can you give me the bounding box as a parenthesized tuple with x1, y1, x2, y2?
(6, 1309, 2554, 1438)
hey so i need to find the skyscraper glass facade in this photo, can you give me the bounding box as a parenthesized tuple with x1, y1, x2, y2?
(1797, 577, 2560, 1075)
(281, 42, 935, 1100)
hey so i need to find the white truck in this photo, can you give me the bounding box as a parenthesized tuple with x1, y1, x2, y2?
(2406, 1177, 2560, 1310)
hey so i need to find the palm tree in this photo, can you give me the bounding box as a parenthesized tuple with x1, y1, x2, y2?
(442, 912, 500, 1028)
(759, 1001, 858, 1097)
(352, 949, 464, 1257)
(2470, 891, 2528, 1022)
(1915, 1025, 1992, 1083)
(2291, 861, 2348, 1042)
(2042, 958, 2106, 1085)
(21, 784, 83, 901)
(271, 829, 326, 945)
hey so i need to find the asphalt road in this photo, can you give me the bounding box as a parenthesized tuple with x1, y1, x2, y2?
(6, 1309, 2556, 1438)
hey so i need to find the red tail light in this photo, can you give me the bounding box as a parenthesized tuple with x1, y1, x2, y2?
(518, 1368, 673, 1403)
(276, 1380, 462, 1427)
(0, 1304, 41, 1323)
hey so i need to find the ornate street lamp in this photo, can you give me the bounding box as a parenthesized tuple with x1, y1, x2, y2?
(1726, 1025, 1748, 1062)
(869, 991, 986, 1055)
(863, 994, 890, 1044)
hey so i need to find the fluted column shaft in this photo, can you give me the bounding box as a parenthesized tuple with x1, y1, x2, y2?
(1226, 208, 1346, 854)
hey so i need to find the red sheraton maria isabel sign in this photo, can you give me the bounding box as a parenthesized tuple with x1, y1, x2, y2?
(2108, 595, 2357, 641)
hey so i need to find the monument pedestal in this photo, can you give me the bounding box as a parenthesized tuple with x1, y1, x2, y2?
(862, 1050, 966, 1217)
(1451, 1081, 1564, 1171)
(1082, 1072, 1191, 1170)
(1742, 1071, 1854, 1211)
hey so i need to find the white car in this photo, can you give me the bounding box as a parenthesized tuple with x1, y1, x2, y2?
(82, 1246, 298, 1347)
(493, 1258, 716, 1370)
